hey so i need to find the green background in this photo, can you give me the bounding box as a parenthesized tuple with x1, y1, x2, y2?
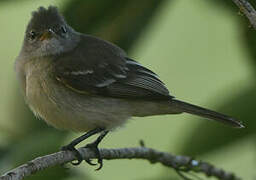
(0, 0, 255, 179)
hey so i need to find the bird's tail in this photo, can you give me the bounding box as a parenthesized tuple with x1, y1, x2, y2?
(170, 99, 244, 128)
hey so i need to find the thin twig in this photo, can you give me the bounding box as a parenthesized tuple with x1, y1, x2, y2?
(0, 147, 240, 180)
(232, 0, 256, 29)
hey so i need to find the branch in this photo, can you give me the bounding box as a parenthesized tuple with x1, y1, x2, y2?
(232, 0, 256, 29)
(0, 146, 241, 180)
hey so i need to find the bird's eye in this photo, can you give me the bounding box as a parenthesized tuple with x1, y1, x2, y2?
(29, 31, 37, 40)
(60, 26, 67, 33)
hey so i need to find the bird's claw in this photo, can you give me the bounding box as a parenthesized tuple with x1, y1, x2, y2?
(61, 145, 83, 166)
(85, 159, 97, 166)
(84, 141, 103, 170)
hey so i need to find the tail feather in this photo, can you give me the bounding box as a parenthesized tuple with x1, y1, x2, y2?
(171, 99, 244, 128)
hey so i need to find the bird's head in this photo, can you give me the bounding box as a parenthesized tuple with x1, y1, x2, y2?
(22, 6, 79, 57)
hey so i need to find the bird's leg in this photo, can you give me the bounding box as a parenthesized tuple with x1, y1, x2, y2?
(61, 127, 104, 165)
(84, 130, 109, 170)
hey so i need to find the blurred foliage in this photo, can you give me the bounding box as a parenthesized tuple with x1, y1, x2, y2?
(209, 0, 256, 68)
(63, 0, 166, 52)
(244, 26, 256, 69)
(165, 0, 256, 179)
(176, 0, 256, 157)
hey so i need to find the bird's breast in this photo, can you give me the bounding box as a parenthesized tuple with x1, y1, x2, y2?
(24, 60, 131, 131)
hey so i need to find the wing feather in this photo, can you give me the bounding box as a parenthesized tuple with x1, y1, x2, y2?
(54, 35, 172, 100)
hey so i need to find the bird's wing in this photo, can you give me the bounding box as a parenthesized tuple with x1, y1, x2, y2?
(54, 35, 172, 100)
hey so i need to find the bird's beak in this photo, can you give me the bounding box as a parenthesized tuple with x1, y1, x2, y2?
(39, 29, 54, 41)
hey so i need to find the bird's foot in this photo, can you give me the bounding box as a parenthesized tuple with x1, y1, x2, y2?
(61, 129, 108, 169)
(61, 145, 83, 166)
(83, 140, 103, 170)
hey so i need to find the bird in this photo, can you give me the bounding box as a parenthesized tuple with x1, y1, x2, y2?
(15, 6, 244, 170)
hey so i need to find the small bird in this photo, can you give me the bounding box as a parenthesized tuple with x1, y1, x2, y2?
(15, 6, 243, 169)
